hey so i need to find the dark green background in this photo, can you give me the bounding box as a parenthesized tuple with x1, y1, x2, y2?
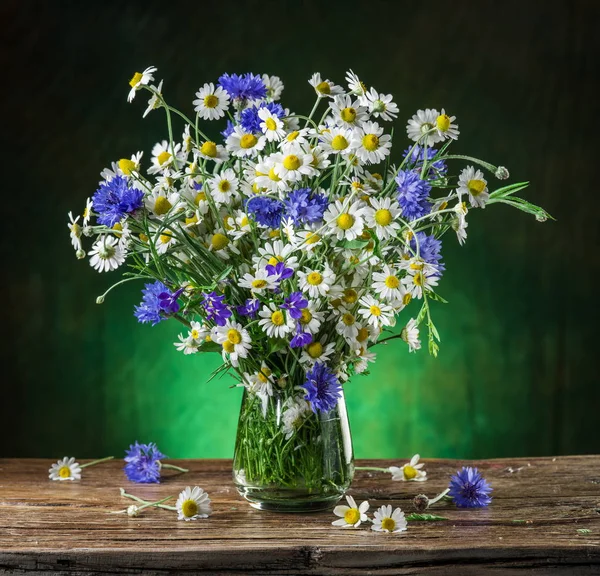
(2, 0, 598, 460)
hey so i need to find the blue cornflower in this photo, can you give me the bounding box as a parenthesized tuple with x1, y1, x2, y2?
(290, 328, 313, 349)
(124, 441, 166, 483)
(240, 102, 285, 133)
(201, 291, 231, 326)
(237, 298, 260, 318)
(218, 73, 266, 102)
(448, 466, 493, 508)
(403, 145, 447, 176)
(283, 188, 329, 225)
(134, 281, 179, 326)
(280, 291, 308, 319)
(302, 362, 342, 413)
(92, 175, 144, 227)
(396, 169, 432, 221)
(410, 232, 445, 272)
(246, 196, 284, 228)
(221, 119, 235, 139)
(266, 261, 294, 282)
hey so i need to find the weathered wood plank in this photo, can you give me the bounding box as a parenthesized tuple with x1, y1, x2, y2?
(0, 458, 599, 574)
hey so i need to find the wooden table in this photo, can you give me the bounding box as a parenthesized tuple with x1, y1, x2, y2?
(1, 457, 599, 575)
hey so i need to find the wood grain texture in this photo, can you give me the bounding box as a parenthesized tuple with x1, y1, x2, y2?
(1, 457, 599, 574)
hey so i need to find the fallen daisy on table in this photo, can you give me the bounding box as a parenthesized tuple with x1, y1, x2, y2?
(389, 453, 427, 482)
(371, 505, 408, 533)
(331, 495, 370, 528)
(176, 486, 212, 521)
(48, 455, 114, 481)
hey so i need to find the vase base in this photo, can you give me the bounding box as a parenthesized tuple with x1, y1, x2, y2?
(236, 486, 344, 513)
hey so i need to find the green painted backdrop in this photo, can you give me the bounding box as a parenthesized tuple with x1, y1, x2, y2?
(2, 0, 598, 459)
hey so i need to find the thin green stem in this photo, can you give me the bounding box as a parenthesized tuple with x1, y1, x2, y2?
(80, 456, 114, 469)
(160, 462, 189, 473)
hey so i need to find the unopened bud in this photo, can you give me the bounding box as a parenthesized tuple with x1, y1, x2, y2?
(413, 494, 430, 512)
(83, 226, 94, 237)
(127, 505, 139, 517)
(536, 213, 548, 223)
(96, 295, 105, 304)
(495, 166, 510, 180)
(76, 249, 86, 260)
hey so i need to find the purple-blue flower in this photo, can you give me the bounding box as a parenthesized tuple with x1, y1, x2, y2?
(134, 281, 178, 325)
(410, 232, 445, 273)
(281, 291, 308, 319)
(302, 362, 342, 413)
(246, 196, 284, 228)
(396, 169, 432, 221)
(124, 441, 166, 483)
(201, 291, 232, 326)
(240, 102, 285, 133)
(290, 328, 313, 348)
(403, 145, 447, 176)
(93, 175, 144, 227)
(283, 188, 329, 225)
(237, 298, 260, 318)
(221, 119, 235, 139)
(266, 261, 294, 282)
(218, 73, 266, 102)
(448, 466, 493, 508)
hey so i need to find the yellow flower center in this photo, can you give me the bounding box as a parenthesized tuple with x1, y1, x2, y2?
(385, 275, 400, 289)
(222, 340, 235, 353)
(403, 465, 418, 480)
(157, 151, 171, 165)
(370, 305, 381, 316)
(181, 499, 199, 517)
(203, 94, 218, 108)
(70, 222, 82, 237)
(381, 517, 396, 531)
(438, 201, 448, 211)
(316, 81, 330, 94)
(356, 327, 369, 342)
(340, 107, 357, 123)
(211, 233, 229, 251)
(287, 131, 299, 141)
(129, 72, 143, 87)
(331, 135, 349, 151)
(139, 233, 149, 243)
(252, 279, 268, 289)
(118, 158, 136, 175)
(194, 191, 207, 205)
(257, 371, 268, 384)
(223, 215, 234, 230)
(154, 196, 172, 215)
(268, 256, 283, 266)
(307, 342, 323, 358)
(342, 288, 358, 304)
(362, 134, 379, 151)
(265, 117, 277, 130)
(344, 508, 360, 525)
(58, 466, 71, 479)
(240, 216, 249, 227)
(271, 311, 285, 326)
(283, 155, 301, 170)
(218, 180, 231, 193)
(375, 209, 393, 226)
(436, 114, 451, 132)
(342, 313, 355, 326)
(201, 141, 217, 157)
(337, 213, 355, 230)
(191, 329, 200, 339)
(268, 167, 281, 182)
(307, 272, 323, 286)
(227, 329, 242, 344)
(403, 293, 412, 306)
(300, 309, 313, 324)
(112, 222, 123, 237)
(467, 179, 486, 196)
(240, 134, 258, 149)
(306, 232, 320, 245)
(413, 272, 424, 287)
(160, 231, 173, 244)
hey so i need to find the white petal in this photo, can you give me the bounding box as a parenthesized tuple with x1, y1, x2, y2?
(332, 518, 348, 526)
(333, 505, 349, 517)
(359, 500, 370, 513)
(410, 454, 420, 466)
(346, 495, 357, 509)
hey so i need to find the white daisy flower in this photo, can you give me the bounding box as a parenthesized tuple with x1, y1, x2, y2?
(372, 265, 405, 302)
(213, 321, 252, 367)
(193, 83, 230, 120)
(143, 80, 163, 118)
(155, 229, 177, 254)
(401, 318, 421, 353)
(176, 486, 211, 521)
(336, 310, 359, 340)
(332, 495, 370, 528)
(300, 338, 336, 366)
(82, 197, 94, 227)
(258, 303, 295, 338)
(319, 126, 354, 156)
(209, 168, 239, 205)
(258, 108, 286, 141)
(308, 72, 344, 98)
(239, 268, 278, 293)
(273, 149, 315, 182)
(174, 334, 199, 355)
(388, 453, 427, 481)
(406, 108, 441, 146)
(127, 66, 157, 102)
(351, 121, 392, 164)
(435, 108, 460, 141)
(145, 189, 182, 218)
(226, 126, 266, 158)
(323, 199, 367, 241)
(360, 87, 399, 121)
(329, 94, 368, 128)
(345, 69, 367, 97)
(297, 265, 336, 298)
(354, 346, 376, 374)
(371, 505, 408, 533)
(298, 302, 324, 334)
(49, 457, 82, 481)
(88, 236, 126, 272)
(148, 140, 185, 174)
(243, 363, 275, 416)
(358, 295, 395, 328)
(279, 128, 310, 153)
(230, 210, 252, 240)
(282, 396, 311, 439)
(252, 155, 290, 194)
(206, 230, 239, 260)
(197, 140, 228, 163)
(67, 212, 83, 251)
(253, 240, 299, 270)
(457, 166, 489, 208)
(402, 267, 439, 300)
(364, 197, 401, 240)
(295, 230, 323, 252)
(306, 145, 331, 171)
(262, 74, 284, 101)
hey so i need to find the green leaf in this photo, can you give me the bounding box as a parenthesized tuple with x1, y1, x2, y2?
(489, 181, 530, 199)
(577, 528, 592, 534)
(342, 239, 369, 250)
(427, 291, 449, 304)
(199, 341, 222, 354)
(405, 513, 448, 521)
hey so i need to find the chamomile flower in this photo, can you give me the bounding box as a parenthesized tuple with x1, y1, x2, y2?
(258, 303, 295, 338)
(457, 166, 489, 208)
(351, 121, 392, 164)
(243, 363, 275, 415)
(144, 189, 181, 218)
(307, 145, 331, 171)
(148, 141, 185, 174)
(253, 240, 299, 270)
(127, 66, 157, 102)
(239, 268, 278, 293)
(67, 212, 83, 251)
(297, 303, 324, 334)
(323, 200, 367, 241)
(360, 88, 399, 121)
(371, 505, 407, 533)
(406, 108, 441, 147)
(332, 495, 370, 528)
(336, 310, 360, 340)
(262, 74, 284, 101)
(174, 334, 200, 355)
(358, 295, 394, 328)
(364, 197, 401, 240)
(252, 155, 290, 194)
(345, 69, 367, 97)
(82, 197, 94, 227)
(88, 236, 126, 272)
(295, 230, 323, 252)
(49, 457, 82, 481)
(258, 107, 286, 141)
(155, 229, 177, 255)
(206, 230, 239, 260)
(213, 321, 252, 367)
(452, 202, 469, 245)
(402, 267, 439, 299)
(297, 265, 336, 298)
(309, 73, 343, 98)
(435, 109, 460, 141)
(354, 346, 376, 374)
(196, 140, 228, 163)
(330, 94, 368, 128)
(300, 338, 336, 366)
(193, 83, 230, 120)
(279, 128, 310, 152)
(176, 486, 211, 521)
(226, 126, 266, 158)
(209, 169, 239, 205)
(389, 453, 427, 481)
(282, 396, 310, 439)
(401, 318, 421, 352)
(273, 149, 315, 182)
(143, 80, 163, 118)
(319, 126, 354, 156)
(372, 266, 405, 302)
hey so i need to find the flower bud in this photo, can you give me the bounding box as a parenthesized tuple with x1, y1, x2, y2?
(127, 505, 139, 517)
(495, 166, 510, 180)
(536, 214, 548, 223)
(83, 226, 94, 237)
(76, 249, 86, 260)
(413, 494, 430, 512)
(96, 295, 105, 304)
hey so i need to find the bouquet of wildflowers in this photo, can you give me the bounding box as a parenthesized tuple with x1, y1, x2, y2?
(67, 67, 548, 503)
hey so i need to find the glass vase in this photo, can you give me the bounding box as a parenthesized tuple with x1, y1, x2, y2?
(232, 386, 354, 512)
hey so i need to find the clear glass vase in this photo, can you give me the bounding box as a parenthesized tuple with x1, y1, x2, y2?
(233, 386, 354, 512)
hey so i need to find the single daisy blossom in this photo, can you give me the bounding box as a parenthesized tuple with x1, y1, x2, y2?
(358, 295, 395, 328)
(364, 197, 401, 240)
(88, 236, 126, 272)
(351, 121, 392, 164)
(371, 505, 408, 533)
(127, 66, 157, 102)
(49, 457, 82, 481)
(435, 108, 460, 141)
(226, 126, 266, 158)
(457, 166, 489, 208)
(401, 318, 421, 352)
(332, 495, 370, 528)
(193, 83, 230, 120)
(329, 94, 368, 128)
(406, 108, 441, 146)
(323, 200, 367, 241)
(258, 107, 286, 141)
(361, 88, 399, 121)
(309, 73, 343, 98)
(176, 486, 212, 521)
(213, 321, 252, 367)
(297, 265, 336, 298)
(258, 303, 295, 338)
(389, 453, 427, 481)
